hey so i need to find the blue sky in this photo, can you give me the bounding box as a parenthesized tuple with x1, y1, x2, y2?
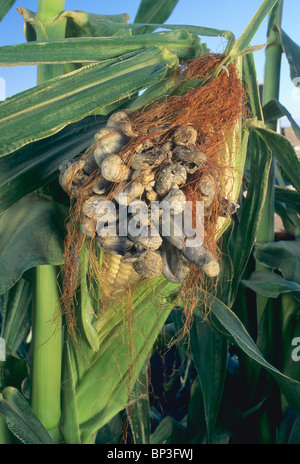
(0, 0, 299, 124)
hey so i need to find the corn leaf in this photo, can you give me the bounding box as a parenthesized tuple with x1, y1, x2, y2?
(243, 53, 263, 120)
(275, 25, 300, 82)
(0, 31, 201, 66)
(63, 11, 132, 38)
(255, 126, 300, 192)
(194, 293, 300, 414)
(133, 0, 179, 35)
(229, 0, 279, 59)
(0, 0, 16, 23)
(279, 294, 300, 385)
(0, 195, 67, 294)
(230, 131, 271, 303)
(60, 342, 81, 445)
(0, 387, 53, 444)
(61, 278, 179, 444)
(80, 246, 99, 352)
(0, 47, 178, 157)
(190, 315, 228, 443)
(241, 271, 300, 299)
(128, 362, 151, 444)
(151, 416, 187, 445)
(52, 18, 234, 43)
(0, 278, 31, 356)
(275, 186, 300, 213)
(254, 240, 300, 284)
(263, 99, 300, 139)
(0, 116, 107, 214)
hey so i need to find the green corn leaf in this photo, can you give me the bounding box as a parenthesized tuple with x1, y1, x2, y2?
(95, 413, 123, 444)
(16, 7, 37, 42)
(194, 293, 300, 414)
(0, 116, 107, 215)
(229, 0, 279, 59)
(0, 195, 67, 294)
(255, 126, 300, 192)
(254, 240, 300, 284)
(263, 99, 300, 140)
(0, 387, 53, 444)
(0, 278, 31, 356)
(242, 53, 263, 120)
(0, 0, 16, 22)
(0, 47, 178, 157)
(62, 278, 179, 444)
(133, 0, 179, 35)
(231, 131, 271, 303)
(45, 17, 234, 43)
(275, 25, 300, 82)
(0, 31, 201, 66)
(241, 271, 300, 299)
(190, 314, 228, 443)
(280, 294, 300, 386)
(60, 342, 81, 444)
(128, 362, 151, 444)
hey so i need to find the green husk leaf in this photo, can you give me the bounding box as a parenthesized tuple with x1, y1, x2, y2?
(63, 10, 131, 38)
(0, 47, 178, 157)
(230, 131, 271, 302)
(254, 240, 300, 283)
(229, 0, 279, 59)
(16, 7, 37, 42)
(0, 278, 31, 356)
(194, 293, 300, 414)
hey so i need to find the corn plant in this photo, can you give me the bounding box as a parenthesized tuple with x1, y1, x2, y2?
(0, 0, 299, 445)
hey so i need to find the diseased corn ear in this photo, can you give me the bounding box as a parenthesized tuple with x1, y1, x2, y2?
(60, 54, 245, 298)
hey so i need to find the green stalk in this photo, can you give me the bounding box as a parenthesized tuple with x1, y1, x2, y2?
(31, 266, 62, 442)
(256, 1, 283, 311)
(30, 0, 66, 443)
(256, 1, 283, 444)
(36, 0, 66, 83)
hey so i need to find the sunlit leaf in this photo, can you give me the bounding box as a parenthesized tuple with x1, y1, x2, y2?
(0, 0, 16, 23)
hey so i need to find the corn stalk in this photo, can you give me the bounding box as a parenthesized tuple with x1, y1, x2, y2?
(30, 0, 66, 442)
